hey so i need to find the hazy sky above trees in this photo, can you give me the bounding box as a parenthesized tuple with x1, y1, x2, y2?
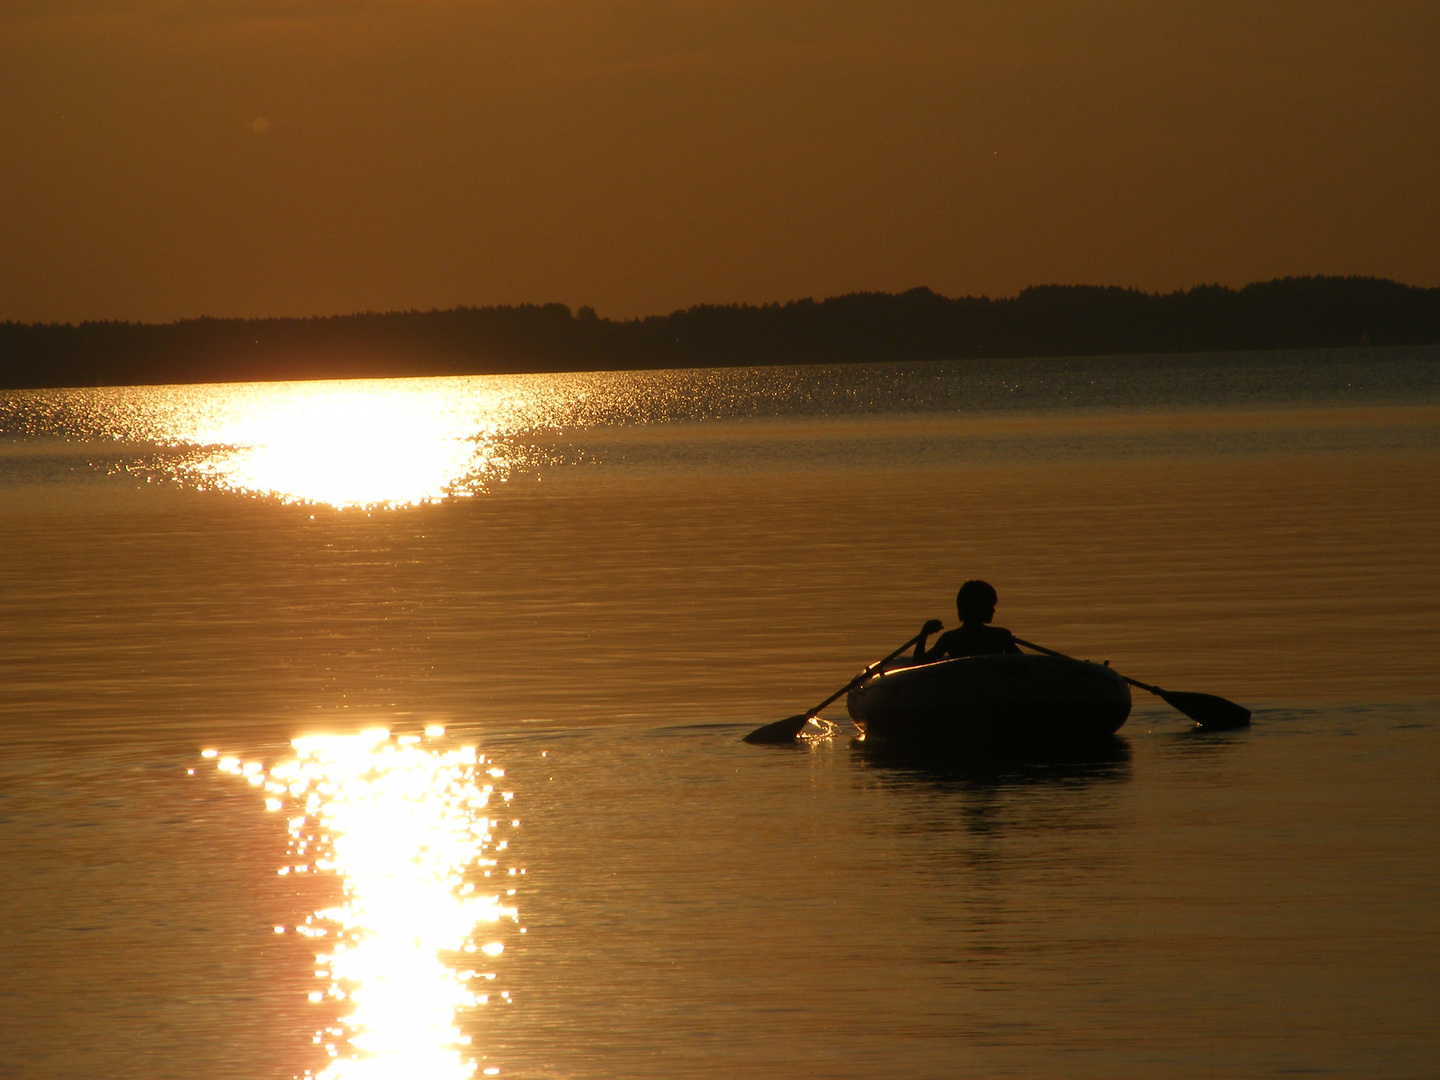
(2, 1, 1436, 322)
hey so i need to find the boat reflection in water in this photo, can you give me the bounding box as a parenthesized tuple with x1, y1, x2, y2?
(850, 732, 1134, 789)
(847, 734, 1135, 849)
(211, 728, 520, 1079)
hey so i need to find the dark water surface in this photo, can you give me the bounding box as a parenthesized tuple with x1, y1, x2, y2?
(2, 350, 1438, 1078)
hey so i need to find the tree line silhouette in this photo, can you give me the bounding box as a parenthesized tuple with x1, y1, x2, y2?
(2, 276, 1437, 389)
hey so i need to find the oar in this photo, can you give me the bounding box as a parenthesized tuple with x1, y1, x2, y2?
(1013, 636, 1251, 730)
(742, 632, 926, 744)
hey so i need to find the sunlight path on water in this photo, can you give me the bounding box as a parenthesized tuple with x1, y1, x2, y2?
(172, 382, 530, 507)
(211, 728, 520, 1079)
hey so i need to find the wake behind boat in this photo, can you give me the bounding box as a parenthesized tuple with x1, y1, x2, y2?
(847, 652, 1131, 752)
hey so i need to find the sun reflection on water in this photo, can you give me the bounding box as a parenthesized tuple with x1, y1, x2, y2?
(170, 381, 541, 508)
(211, 728, 520, 1078)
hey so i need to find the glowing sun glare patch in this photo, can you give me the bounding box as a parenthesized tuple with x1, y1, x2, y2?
(214, 728, 520, 1078)
(189, 384, 482, 507)
(155, 379, 548, 508)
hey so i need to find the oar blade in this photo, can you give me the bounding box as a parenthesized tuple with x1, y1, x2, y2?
(741, 714, 814, 744)
(1158, 689, 1251, 730)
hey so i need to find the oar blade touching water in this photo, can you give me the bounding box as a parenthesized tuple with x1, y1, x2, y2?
(1013, 637, 1251, 731)
(742, 713, 815, 744)
(1155, 688, 1251, 730)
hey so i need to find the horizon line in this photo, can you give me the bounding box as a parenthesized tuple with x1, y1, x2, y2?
(8, 274, 1437, 330)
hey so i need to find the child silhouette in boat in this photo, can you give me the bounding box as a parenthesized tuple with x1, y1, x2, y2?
(910, 580, 1022, 662)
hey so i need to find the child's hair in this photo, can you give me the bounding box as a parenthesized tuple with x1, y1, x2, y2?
(956, 579, 999, 621)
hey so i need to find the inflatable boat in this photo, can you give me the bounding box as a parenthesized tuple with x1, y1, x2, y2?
(847, 652, 1131, 752)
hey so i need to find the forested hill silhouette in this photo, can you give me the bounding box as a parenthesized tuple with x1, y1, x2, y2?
(3, 276, 1438, 389)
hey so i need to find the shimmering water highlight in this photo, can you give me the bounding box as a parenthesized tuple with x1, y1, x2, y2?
(0, 351, 1436, 1080)
(212, 730, 520, 1079)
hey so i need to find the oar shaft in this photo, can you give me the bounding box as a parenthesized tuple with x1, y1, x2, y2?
(742, 630, 929, 743)
(1004, 638, 1248, 729)
(1012, 636, 1061, 657)
(803, 632, 925, 717)
(1012, 636, 1162, 693)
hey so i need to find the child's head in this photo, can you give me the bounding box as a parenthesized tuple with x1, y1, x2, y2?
(956, 579, 999, 623)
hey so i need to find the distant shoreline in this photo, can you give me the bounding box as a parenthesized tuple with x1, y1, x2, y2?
(3, 276, 1438, 391)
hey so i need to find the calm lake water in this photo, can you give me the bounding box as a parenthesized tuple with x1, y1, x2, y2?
(2, 348, 1438, 1079)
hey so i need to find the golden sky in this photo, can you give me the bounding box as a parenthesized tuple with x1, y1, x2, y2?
(2, 1, 1437, 322)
